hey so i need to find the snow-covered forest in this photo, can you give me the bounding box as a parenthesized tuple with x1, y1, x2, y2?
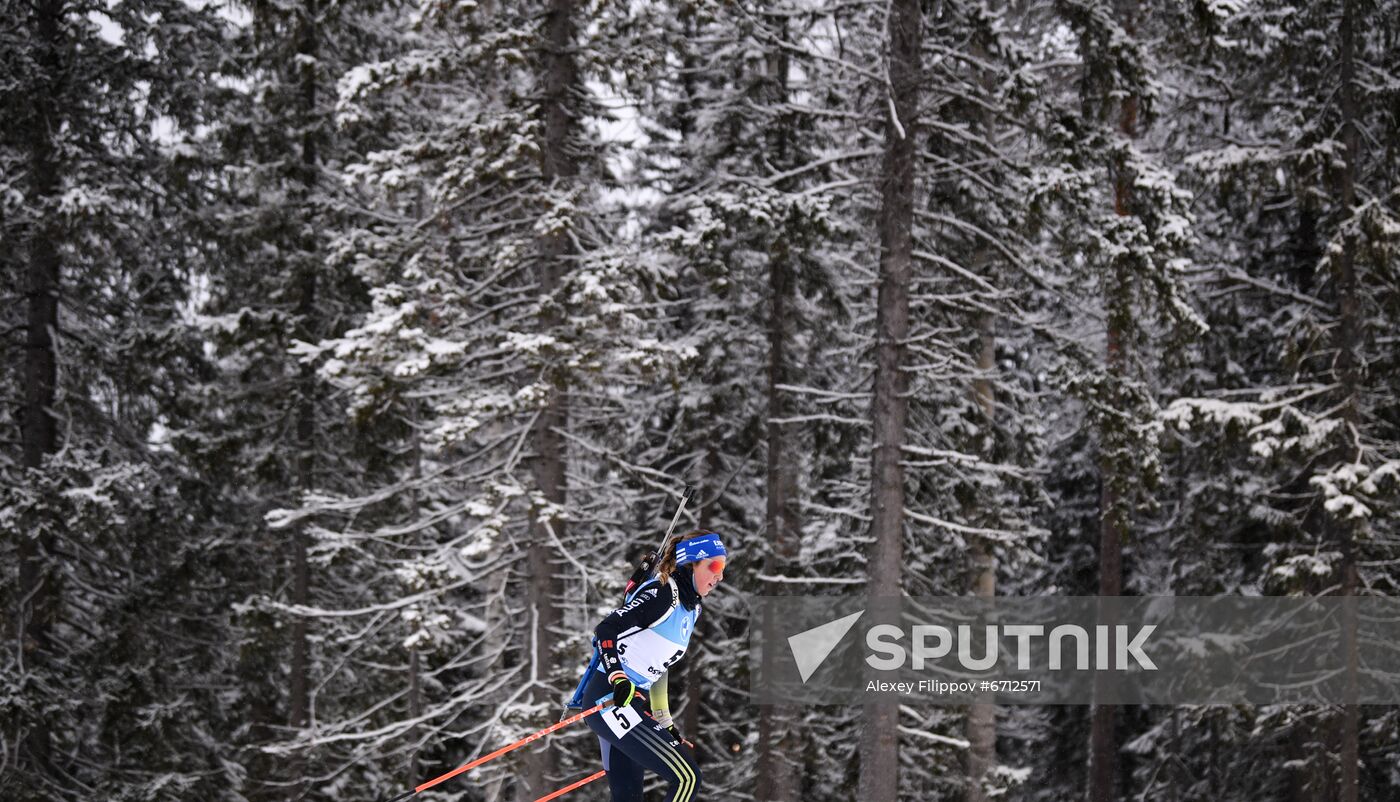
(3, 0, 1398, 799)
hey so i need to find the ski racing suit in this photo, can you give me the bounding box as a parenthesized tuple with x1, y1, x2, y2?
(584, 570, 702, 802)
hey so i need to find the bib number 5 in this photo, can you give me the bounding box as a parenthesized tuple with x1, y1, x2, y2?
(602, 703, 644, 739)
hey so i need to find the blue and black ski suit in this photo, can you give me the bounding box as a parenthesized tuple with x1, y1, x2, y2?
(584, 569, 703, 802)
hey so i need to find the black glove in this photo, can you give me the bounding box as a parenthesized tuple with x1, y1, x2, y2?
(666, 724, 695, 750)
(611, 674, 640, 709)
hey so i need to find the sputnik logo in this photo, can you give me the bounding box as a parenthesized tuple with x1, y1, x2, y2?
(787, 610, 865, 683)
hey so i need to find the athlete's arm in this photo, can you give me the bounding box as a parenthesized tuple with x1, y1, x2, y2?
(649, 670, 693, 748)
(649, 671, 672, 726)
(594, 582, 677, 682)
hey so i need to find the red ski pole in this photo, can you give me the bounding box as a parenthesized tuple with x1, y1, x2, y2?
(532, 770, 607, 801)
(380, 702, 609, 802)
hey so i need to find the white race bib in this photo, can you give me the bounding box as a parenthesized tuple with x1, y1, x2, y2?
(601, 704, 644, 739)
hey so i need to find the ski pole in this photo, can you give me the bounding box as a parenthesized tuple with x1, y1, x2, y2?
(379, 701, 611, 802)
(532, 770, 607, 801)
(626, 484, 697, 596)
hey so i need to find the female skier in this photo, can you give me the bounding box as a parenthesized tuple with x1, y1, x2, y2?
(583, 530, 727, 802)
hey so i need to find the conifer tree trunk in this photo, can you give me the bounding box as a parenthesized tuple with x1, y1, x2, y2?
(966, 311, 997, 802)
(860, 0, 920, 798)
(524, 0, 578, 792)
(1089, 4, 1137, 799)
(408, 407, 425, 783)
(1334, 1, 1361, 798)
(408, 647, 422, 779)
(1087, 365, 1123, 802)
(757, 23, 800, 802)
(758, 189, 800, 802)
(17, 0, 63, 780)
(1087, 162, 1130, 802)
(964, 27, 1002, 793)
(758, 340, 800, 796)
(289, 1, 319, 795)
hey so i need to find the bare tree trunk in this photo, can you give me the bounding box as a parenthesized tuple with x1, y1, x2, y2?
(859, 0, 920, 798)
(965, 311, 997, 802)
(1334, 1, 1361, 798)
(523, 0, 578, 793)
(17, 0, 64, 781)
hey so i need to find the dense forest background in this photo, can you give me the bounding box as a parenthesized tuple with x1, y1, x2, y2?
(3, 0, 1398, 799)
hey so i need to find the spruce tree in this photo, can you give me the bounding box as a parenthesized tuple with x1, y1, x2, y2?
(1, 1, 241, 799)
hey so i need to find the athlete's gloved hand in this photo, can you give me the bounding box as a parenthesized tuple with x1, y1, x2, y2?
(666, 725, 695, 751)
(610, 674, 640, 709)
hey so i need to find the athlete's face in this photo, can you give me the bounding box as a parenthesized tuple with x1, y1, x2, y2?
(693, 558, 725, 596)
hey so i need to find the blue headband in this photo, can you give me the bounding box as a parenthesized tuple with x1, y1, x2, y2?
(674, 533, 727, 565)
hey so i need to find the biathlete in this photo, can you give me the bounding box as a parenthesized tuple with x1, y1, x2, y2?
(582, 530, 727, 802)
